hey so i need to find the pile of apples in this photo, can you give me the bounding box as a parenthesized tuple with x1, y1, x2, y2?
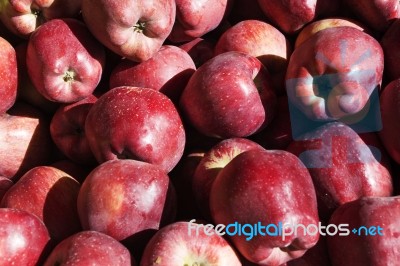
(1, 0, 400, 265)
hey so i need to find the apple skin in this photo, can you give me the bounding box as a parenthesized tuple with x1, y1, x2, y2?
(26, 18, 105, 103)
(1, 166, 82, 243)
(179, 37, 215, 68)
(0, 0, 82, 38)
(109, 45, 196, 102)
(44, 230, 134, 266)
(214, 19, 292, 94)
(81, 0, 176, 62)
(287, 122, 393, 221)
(168, 0, 230, 43)
(85, 86, 185, 173)
(327, 196, 400, 265)
(209, 149, 319, 265)
(345, 0, 400, 32)
(0, 208, 50, 266)
(180, 51, 277, 138)
(0, 102, 53, 181)
(295, 17, 367, 48)
(77, 159, 172, 245)
(140, 221, 242, 266)
(192, 138, 265, 220)
(381, 19, 400, 82)
(0, 36, 17, 114)
(50, 94, 97, 166)
(378, 79, 400, 164)
(286, 27, 384, 121)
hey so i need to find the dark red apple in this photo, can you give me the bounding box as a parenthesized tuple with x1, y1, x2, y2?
(256, 0, 317, 34)
(110, 45, 196, 102)
(179, 37, 215, 67)
(379, 79, 400, 164)
(1, 166, 82, 242)
(81, 0, 176, 62)
(168, 0, 230, 43)
(209, 149, 319, 265)
(26, 18, 105, 103)
(50, 94, 97, 166)
(0, 208, 50, 266)
(140, 221, 242, 265)
(77, 159, 172, 247)
(192, 137, 264, 219)
(345, 0, 400, 32)
(0, 36, 17, 114)
(0, 102, 53, 181)
(381, 19, 400, 82)
(180, 51, 276, 138)
(286, 27, 383, 121)
(44, 230, 134, 266)
(328, 196, 400, 265)
(85, 86, 186, 173)
(287, 122, 393, 221)
(0, 0, 82, 38)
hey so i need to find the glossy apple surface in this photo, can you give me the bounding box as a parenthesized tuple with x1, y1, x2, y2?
(0, 36, 17, 114)
(85, 86, 185, 173)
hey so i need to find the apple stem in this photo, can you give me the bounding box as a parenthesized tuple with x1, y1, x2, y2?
(63, 70, 76, 83)
(133, 21, 146, 33)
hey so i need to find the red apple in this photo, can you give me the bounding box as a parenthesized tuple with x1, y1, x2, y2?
(345, 0, 400, 32)
(179, 37, 215, 68)
(0, 208, 50, 266)
(0, 0, 82, 38)
(379, 79, 400, 164)
(381, 19, 400, 82)
(140, 221, 242, 265)
(295, 17, 367, 48)
(44, 230, 134, 266)
(210, 149, 319, 265)
(256, 0, 316, 34)
(214, 19, 292, 94)
(26, 18, 105, 103)
(77, 159, 173, 249)
(50, 94, 97, 166)
(287, 122, 393, 221)
(328, 196, 400, 265)
(0, 102, 53, 181)
(85, 86, 186, 173)
(192, 137, 264, 220)
(168, 0, 230, 43)
(110, 45, 196, 102)
(180, 51, 277, 138)
(286, 27, 384, 121)
(81, 0, 175, 62)
(1, 166, 82, 242)
(0, 36, 17, 114)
